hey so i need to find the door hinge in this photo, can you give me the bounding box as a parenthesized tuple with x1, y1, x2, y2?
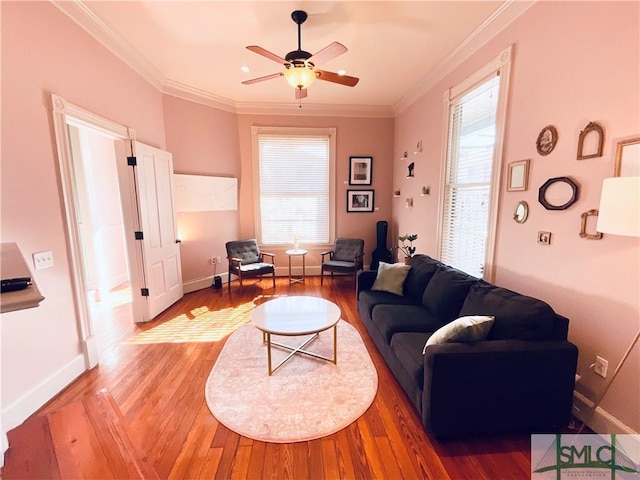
(134, 231, 144, 240)
(127, 156, 137, 166)
(141, 288, 149, 297)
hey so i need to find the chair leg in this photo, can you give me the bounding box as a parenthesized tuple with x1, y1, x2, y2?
(320, 267, 324, 285)
(272, 271, 276, 288)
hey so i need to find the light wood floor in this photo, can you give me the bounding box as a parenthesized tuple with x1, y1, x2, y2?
(3, 276, 536, 479)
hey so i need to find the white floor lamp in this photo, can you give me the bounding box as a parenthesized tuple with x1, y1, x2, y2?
(577, 176, 640, 434)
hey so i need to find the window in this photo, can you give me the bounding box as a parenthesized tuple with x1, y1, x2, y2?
(252, 127, 336, 246)
(438, 47, 512, 280)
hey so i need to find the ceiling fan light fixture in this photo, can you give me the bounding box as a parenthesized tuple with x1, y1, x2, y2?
(283, 65, 317, 90)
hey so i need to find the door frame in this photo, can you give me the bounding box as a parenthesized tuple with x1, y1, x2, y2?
(51, 93, 147, 368)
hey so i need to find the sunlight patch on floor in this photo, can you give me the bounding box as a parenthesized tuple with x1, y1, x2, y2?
(125, 293, 286, 344)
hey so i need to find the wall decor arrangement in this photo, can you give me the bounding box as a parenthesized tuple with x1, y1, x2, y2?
(346, 189, 374, 212)
(576, 121, 604, 160)
(537, 231, 552, 245)
(405, 198, 414, 208)
(393, 189, 401, 197)
(407, 162, 415, 178)
(349, 156, 372, 185)
(421, 186, 430, 196)
(413, 140, 423, 155)
(614, 136, 640, 177)
(507, 159, 530, 191)
(536, 125, 558, 156)
(538, 176, 580, 210)
(400, 151, 408, 160)
(513, 201, 529, 224)
(579, 209, 603, 240)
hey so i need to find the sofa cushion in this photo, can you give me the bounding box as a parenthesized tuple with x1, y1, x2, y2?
(421, 267, 478, 322)
(403, 255, 441, 301)
(422, 315, 495, 354)
(372, 262, 411, 296)
(371, 304, 445, 343)
(390, 332, 431, 392)
(459, 282, 557, 340)
(358, 289, 418, 318)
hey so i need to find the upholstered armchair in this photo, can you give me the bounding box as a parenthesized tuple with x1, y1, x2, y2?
(320, 238, 364, 285)
(225, 239, 276, 292)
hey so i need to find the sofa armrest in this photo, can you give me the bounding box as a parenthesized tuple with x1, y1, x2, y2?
(422, 340, 578, 437)
(356, 270, 377, 296)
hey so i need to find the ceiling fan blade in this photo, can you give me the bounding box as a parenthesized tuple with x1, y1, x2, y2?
(295, 88, 308, 100)
(308, 42, 347, 67)
(246, 46, 289, 66)
(316, 70, 359, 87)
(242, 73, 283, 85)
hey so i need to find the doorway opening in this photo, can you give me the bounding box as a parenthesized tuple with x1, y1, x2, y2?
(67, 124, 134, 353)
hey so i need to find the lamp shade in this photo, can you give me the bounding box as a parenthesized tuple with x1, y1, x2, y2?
(283, 66, 316, 90)
(596, 177, 640, 237)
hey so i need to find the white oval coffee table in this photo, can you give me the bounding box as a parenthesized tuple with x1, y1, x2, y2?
(251, 296, 341, 375)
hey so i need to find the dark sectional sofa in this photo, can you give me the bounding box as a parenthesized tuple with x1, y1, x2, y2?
(357, 254, 578, 438)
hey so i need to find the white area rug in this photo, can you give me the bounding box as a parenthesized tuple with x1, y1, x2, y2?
(205, 320, 378, 443)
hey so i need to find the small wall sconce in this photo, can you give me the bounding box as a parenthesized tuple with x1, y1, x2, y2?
(405, 198, 414, 208)
(393, 190, 401, 197)
(413, 140, 423, 155)
(400, 151, 408, 160)
(421, 186, 430, 196)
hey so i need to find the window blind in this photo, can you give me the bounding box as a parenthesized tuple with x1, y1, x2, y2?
(441, 74, 500, 278)
(258, 135, 330, 245)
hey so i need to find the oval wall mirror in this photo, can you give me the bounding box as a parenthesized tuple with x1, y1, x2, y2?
(538, 177, 579, 210)
(513, 201, 529, 223)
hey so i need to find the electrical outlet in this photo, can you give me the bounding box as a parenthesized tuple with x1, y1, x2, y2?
(211, 256, 221, 264)
(33, 250, 54, 270)
(594, 356, 608, 378)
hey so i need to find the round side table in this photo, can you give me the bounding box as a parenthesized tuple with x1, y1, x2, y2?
(285, 249, 307, 284)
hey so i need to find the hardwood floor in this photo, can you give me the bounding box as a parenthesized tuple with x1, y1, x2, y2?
(3, 276, 535, 479)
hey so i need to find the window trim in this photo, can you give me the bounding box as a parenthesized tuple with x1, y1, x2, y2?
(436, 45, 513, 282)
(251, 126, 337, 246)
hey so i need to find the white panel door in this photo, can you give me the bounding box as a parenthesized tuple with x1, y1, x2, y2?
(133, 141, 183, 319)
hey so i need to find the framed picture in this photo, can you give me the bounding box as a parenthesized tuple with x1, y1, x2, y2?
(537, 231, 552, 245)
(614, 136, 640, 177)
(349, 156, 372, 185)
(346, 189, 374, 212)
(536, 125, 558, 156)
(507, 159, 530, 191)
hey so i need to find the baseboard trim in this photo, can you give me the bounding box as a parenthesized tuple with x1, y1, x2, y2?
(573, 390, 638, 434)
(2, 354, 86, 433)
(183, 276, 217, 294)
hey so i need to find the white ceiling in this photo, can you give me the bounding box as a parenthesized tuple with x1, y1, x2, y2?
(55, 1, 532, 116)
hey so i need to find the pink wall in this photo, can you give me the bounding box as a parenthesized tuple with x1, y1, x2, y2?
(394, 1, 640, 431)
(236, 114, 395, 269)
(1, 2, 166, 414)
(162, 96, 240, 284)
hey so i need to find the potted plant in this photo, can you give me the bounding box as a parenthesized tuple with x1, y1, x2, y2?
(397, 234, 418, 264)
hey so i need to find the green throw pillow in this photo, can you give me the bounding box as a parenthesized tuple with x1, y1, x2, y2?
(371, 262, 411, 296)
(422, 315, 495, 354)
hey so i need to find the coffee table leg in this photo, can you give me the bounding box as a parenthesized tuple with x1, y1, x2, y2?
(332, 324, 337, 364)
(267, 332, 273, 375)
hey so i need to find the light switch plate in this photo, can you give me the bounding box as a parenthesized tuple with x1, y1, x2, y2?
(33, 250, 54, 270)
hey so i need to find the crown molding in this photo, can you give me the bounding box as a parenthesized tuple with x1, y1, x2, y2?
(162, 80, 237, 114)
(234, 102, 394, 118)
(51, 0, 165, 91)
(393, 0, 537, 116)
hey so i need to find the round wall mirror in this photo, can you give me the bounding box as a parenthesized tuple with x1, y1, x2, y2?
(513, 201, 529, 223)
(538, 176, 579, 210)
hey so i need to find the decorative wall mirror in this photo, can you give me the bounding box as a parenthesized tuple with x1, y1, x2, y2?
(513, 201, 529, 223)
(536, 125, 558, 156)
(614, 136, 640, 177)
(577, 121, 604, 160)
(538, 176, 579, 210)
(579, 209, 603, 240)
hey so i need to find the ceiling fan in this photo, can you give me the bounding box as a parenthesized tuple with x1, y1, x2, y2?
(242, 10, 359, 100)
